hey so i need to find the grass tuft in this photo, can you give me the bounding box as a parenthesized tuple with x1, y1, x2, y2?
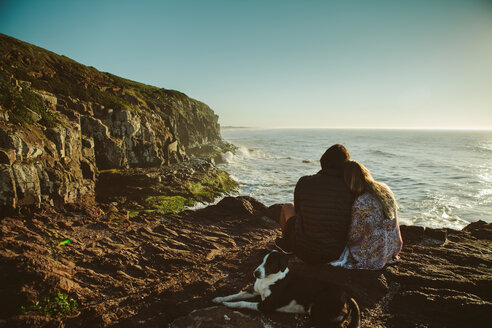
(0, 69, 58, 128)
(21, 293, 78, 318)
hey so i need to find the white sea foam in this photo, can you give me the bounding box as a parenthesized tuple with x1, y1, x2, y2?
(221, 151, 235, 163)
(219, 128, 492, 229)
(236, 146, 251, 158)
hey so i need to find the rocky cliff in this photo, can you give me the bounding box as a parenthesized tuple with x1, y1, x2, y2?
(0, 33, 233, 213)
(0, 197, 490, 327)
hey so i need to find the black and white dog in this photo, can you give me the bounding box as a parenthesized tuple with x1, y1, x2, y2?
(213, 250, 360, 328)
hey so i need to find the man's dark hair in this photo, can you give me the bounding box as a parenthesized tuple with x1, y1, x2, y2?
(320, 144, 350, 170)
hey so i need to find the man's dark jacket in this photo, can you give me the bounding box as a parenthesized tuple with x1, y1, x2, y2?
(292, 168, 353, 264)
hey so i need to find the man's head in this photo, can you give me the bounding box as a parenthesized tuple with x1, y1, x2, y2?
(320, 144, 350, 170)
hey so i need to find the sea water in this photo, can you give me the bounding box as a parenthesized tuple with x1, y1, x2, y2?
(218, 128, 492, 230)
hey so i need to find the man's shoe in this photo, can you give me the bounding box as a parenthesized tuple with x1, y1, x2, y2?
(275, 237, 294, 255)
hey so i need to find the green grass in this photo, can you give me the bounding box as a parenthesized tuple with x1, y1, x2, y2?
(0, 69, 58, 128)
(21, 293, 78, 318)
(129, 210, 143, 218)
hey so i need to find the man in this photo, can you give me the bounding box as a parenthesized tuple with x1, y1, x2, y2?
(276, 144, 354, 264)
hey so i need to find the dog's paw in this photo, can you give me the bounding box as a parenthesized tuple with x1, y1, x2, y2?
(223, 301, 258, 310)
(212, 297, 224, 304)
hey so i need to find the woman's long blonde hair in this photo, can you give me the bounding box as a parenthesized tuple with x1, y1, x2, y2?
(344, 160, 398, 220)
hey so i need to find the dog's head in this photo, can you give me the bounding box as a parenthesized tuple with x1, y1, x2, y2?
(253, 250, 289, 279)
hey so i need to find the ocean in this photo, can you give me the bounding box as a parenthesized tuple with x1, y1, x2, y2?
(218, 128, 492, 230)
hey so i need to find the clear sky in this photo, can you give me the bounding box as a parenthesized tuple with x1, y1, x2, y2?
(1, 0, 491, 128)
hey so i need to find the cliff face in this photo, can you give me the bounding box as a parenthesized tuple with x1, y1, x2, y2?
(0, 33, 227, 212)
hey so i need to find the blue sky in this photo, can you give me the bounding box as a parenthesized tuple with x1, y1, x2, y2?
(1, 0, 491, 128)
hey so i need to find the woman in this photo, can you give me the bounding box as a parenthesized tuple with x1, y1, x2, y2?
(331, 160, 402, 270)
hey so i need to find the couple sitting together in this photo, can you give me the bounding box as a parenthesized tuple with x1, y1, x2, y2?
(275, 144, 402, 270)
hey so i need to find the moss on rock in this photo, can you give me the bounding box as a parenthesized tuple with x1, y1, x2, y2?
(132, 168, 238, 215)
(143, 195, 195, 214)
(186, 169, 238, 203)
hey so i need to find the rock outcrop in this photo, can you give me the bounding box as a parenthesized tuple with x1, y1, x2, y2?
(0, 33, 233, 213)
(96, 158, 238, 214)
(0, 197, 490, 327)
(0, 119, 96, 212)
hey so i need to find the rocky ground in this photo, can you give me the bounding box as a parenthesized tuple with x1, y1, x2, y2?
(0, 196, 491, 328)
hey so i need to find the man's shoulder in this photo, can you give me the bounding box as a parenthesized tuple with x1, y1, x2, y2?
(299, 170, 343, 182)
(296, 172, 345, 191)
(296, 173, 322, 185)
(297, 173, 317, 181)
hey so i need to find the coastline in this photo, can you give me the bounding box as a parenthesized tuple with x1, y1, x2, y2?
(1, 32, 491, 328)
